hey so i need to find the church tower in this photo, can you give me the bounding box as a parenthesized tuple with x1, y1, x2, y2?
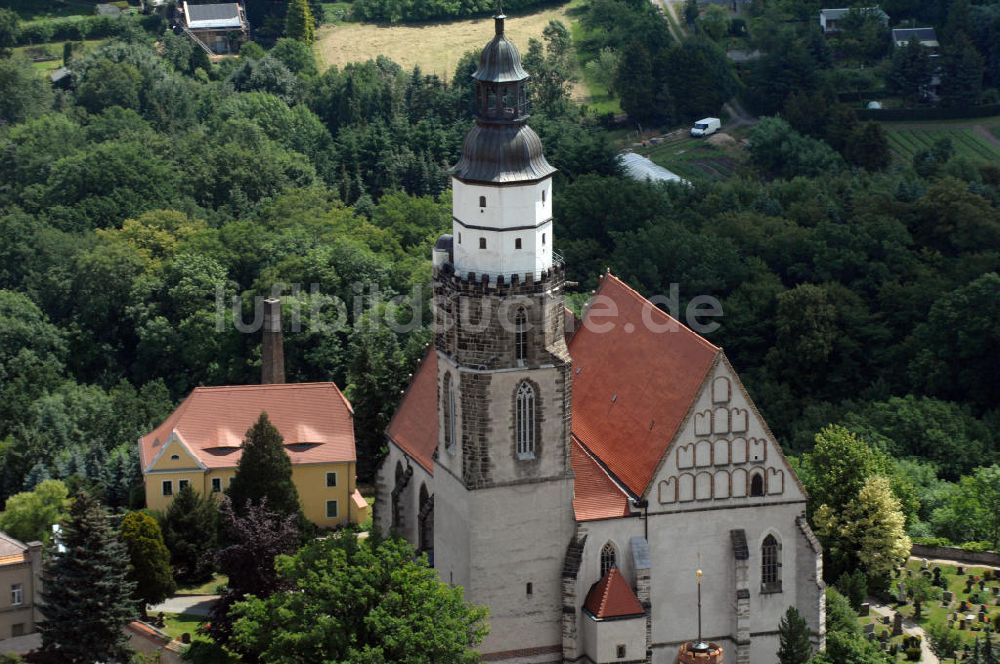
(430, 12, 576, 660)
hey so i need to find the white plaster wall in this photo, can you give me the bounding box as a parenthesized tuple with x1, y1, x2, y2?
(582, 614, 646, 663)
(433, 464, 472, 589)
(376, 443, 433, 546)
(452, 177, 554, 277)
(437, 354, 464, 481)
(466, 478, 576, 656)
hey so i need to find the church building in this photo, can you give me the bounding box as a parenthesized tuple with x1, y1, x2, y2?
(375, 13, 825, 664)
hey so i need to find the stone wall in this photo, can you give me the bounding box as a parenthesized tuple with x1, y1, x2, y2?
(911, 544, 1000, 566)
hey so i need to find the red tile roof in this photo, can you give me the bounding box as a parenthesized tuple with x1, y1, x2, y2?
(569, 274, 719, 496)
(385, 348, 438, 473)
(140, 383, 356, 471)
(571, 438, 632, 521)
(583, 567, 645, 619)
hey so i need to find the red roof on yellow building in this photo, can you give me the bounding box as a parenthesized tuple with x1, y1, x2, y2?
(140, 382, 356, 471)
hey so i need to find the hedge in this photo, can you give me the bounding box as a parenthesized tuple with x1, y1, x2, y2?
(351, 0, 561, 24)
(16, 14, 163, 45)
(856, 104, 1000, 121)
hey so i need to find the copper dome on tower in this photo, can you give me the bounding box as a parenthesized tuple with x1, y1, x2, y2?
(473, 14, 529, 83)
(452, 10, 555, 185)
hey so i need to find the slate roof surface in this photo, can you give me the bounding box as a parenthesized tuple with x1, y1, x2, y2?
(140, 383, 356, 471)
(583, 568, 645, 619)
(185, 2, 243, 29)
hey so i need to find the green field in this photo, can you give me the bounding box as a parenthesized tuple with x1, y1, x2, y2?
(884, 125, 1000, 164)
(638, 134, 742, 181)
(567, 2, 622, 115)
(13, 39, 109, 78)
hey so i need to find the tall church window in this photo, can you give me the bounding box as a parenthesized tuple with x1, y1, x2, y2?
(750, 472, 765, 497)
(600, 541, 617, 577)
(515, 308, 527, 364)
(516, 381, 535, 459)
(761, 534, 781, 593)
(443, 372, 456, 453)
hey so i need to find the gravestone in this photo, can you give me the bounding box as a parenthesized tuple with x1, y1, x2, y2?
(943, 590, 954, 603)
(859, 602, 870, 617)
(864, 622, 875, 635)
(959, 566, 966, 575)
(893, 612, 904, 637)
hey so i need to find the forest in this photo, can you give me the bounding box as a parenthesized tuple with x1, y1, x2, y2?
(0, 0, 999, 656)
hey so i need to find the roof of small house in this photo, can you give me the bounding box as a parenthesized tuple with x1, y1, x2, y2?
(140, 383, 356, 471)
(184, 2, 243, 29)
(892, 27, 938, 43)
(95, 3, 122, 16)
(0, 532, 28, 560)
(583, 568, 645, 619)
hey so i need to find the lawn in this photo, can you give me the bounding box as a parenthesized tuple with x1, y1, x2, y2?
(320, 2, 354, 24)
(13, 39, 108, 78)
(882, 122, 1000, 165)
(176, 573, 228, 596)
(636, 132, 743, 182)
(567, 2, 621, 114)
(160, 612, 204, 641)
(314, 0, 578, 81)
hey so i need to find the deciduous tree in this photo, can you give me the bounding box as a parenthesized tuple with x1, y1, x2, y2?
(0, 480, 69, 543)
(120, 511, 175, 615)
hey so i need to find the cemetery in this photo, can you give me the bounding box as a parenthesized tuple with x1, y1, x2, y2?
(858, 559, 1000, 660)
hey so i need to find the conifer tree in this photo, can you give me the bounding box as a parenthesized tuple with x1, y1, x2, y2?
(227, 412, 301, 519)
(285, 0, 315, 44)
(38, 492, 136, 663)
(162, 483, 218, 583)
(121, 511, 175, 616)
(777, 606, 813, 664)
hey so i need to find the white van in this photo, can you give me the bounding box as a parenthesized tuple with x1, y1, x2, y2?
(690, 117, 721, 137)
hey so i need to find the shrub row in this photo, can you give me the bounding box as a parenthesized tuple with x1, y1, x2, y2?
(351, 0, 558, 24)
(16, 14, 163, 45)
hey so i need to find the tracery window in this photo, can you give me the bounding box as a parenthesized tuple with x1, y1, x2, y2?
(600, 541, 617, 577)
(762, 534, 781, 593)
(515, 381, 535, 459)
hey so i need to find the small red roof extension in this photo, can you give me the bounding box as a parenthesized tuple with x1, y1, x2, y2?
(386, 348, 439, 473)
(583, 567, 645, 619)
(140, 383, 356, 471)
(569, 274, 719, 496)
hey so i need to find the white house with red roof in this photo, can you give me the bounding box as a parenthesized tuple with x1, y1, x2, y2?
(376, 12, 824, 664)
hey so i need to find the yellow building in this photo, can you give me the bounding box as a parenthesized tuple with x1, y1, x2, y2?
(139, 382, 368, 528)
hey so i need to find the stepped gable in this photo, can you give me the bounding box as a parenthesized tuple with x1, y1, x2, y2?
(140, 382, 355, 469)
(569, 273, 719, 497)
(385, 348, 439, 473)
(583, 567, 645, 619)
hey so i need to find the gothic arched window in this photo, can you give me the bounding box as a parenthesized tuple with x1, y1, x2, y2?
(443, 372, 456, 453)
(515, 308, 527, 364)
(515, 382, 535, 459)
(750, 472, 765, 497)
(761, 534, 781, 593)
(392, 461, 404, 529)
(600, 541, 617, 577)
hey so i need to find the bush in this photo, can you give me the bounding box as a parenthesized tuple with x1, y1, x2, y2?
(352, 0, 554, 23)
(15, 14, 161, 46)
(958, 541, 993, 552)
(905, 647, 921, 661)
(913, 536, 953, 547)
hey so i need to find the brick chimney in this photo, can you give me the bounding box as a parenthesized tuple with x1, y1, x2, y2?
(261, 297, 285, 384)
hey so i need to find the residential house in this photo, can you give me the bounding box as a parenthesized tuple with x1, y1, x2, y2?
(819, 7, 889, 33)
(892, 27, 939, 49)
(0, 533, 42, 642)
(179, 2, 248, 54)
(139, 299, 368, 529)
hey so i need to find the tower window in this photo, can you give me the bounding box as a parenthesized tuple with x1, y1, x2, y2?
(542, 189, 546, 203)
(515, 382, 535, 459)
(479, 237, 487, 250)
(600, 541, 617, 577)
(542, 233, 546, 245)
(444, 372, 456, 453)
(479, 195, 486, 208)
(458, 233, 462, 244)
(526, 582, 533, 596)
(761, 534, 782, 593)
(515, 308, 527, 363)
(515, 238, 522, 250)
